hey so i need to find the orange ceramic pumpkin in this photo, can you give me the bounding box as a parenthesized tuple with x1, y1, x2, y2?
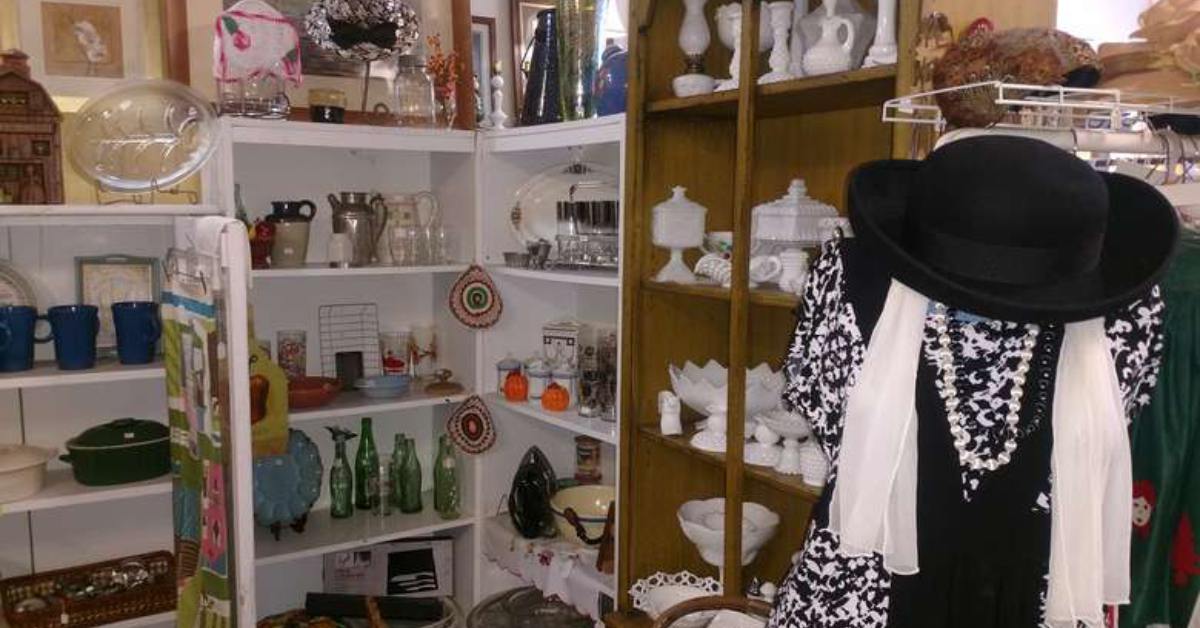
(541, 382, 570, 412)
(504, 371, 529, 402)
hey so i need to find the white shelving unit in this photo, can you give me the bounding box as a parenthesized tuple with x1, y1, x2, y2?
(0, 470, 171, 515)
(0, 113, 624, 627)
(473, 118, 625, 620)
(0, 195, 215, 628)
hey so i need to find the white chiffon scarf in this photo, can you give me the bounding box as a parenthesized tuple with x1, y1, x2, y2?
(828, 280, 1131, 628)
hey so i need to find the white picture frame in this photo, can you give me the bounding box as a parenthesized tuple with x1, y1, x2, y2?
(471, 16, 496, 124)
(16, 0, 145, 97)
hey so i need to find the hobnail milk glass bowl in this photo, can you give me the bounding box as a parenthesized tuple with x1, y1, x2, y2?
(668, 360, 784, 420)
(677, 497, 780, 566)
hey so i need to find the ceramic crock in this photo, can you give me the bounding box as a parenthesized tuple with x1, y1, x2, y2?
(62, 418, 170, 486)
(0, 444, 54, 503)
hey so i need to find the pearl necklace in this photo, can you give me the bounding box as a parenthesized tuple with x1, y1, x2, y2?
(930, 303, 1040, 472)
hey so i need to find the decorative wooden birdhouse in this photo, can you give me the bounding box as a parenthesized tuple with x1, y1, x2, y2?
(0, 50, 64, 205)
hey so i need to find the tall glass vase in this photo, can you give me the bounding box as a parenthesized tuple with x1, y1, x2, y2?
(556, 0, 606, 120)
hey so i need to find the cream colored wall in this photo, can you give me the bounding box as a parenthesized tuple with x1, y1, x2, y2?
(186, 0, 455, 109)
(924, 0, 1058, 31)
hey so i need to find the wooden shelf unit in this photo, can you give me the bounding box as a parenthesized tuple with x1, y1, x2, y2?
(615, 0, 922, 617)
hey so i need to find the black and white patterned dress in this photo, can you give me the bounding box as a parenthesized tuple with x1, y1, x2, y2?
(768, 238, 1164, 628)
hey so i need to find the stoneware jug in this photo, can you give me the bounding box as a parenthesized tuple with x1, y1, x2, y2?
(328, 192, 389, 267)
(801, 3, 856, 76)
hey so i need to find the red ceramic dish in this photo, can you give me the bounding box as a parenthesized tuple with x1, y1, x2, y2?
(288, 377, 340, 409)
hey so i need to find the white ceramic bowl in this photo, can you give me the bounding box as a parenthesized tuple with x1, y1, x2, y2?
(0, 444, 55, 504)
(678, 498, 780, 566)
(669, 361, 784, 420)
(550, 485, 615, 545)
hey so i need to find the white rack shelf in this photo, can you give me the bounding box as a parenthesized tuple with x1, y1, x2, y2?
(0, 470, 170, 515)
(488, 265, 619, 288)
(0, 204, 222, 226)
(0, 359, 164, 391)
(254, 497, 474, 566)
(485, 394, 617, 445)
(229, 118, 476, 153)
(252, 263, 468, 279)
(484, 115, 625, 152)
(291, 388, 470, 423)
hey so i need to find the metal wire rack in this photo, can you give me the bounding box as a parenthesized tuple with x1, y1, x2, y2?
(883, 81, 1191, 133)
(318, 303, 382, 378)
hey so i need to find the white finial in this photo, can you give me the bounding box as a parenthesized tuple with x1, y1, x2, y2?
(489, 66, 508, 129)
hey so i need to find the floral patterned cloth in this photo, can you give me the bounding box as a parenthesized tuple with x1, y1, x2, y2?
(166, 248, 235, 628)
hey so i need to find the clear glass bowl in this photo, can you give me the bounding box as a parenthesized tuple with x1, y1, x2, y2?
(66, 80, 219, 193)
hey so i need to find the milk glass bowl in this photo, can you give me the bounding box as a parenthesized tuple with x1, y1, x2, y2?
(668, 360, 784, 420)
(678, 497, 780, 566)
(66, 80, 218, 192)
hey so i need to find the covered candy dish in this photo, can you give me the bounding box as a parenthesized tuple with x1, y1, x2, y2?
(652, 187, 708, 283)
(751, 179, 839, 255)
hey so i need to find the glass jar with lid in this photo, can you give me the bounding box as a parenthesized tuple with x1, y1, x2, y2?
(394, 54, 437, 128)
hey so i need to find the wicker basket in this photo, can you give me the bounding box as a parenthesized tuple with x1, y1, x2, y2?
(0, 551, 175, 628)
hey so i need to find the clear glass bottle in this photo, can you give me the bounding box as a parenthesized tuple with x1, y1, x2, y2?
(399, 436, 423, 513)
(434, 434, 461, 520)
(377, 460, 392, 517)
(326, 426, 356, 519)
(355, 417, 380, 510)
(394, 55, 437, 128)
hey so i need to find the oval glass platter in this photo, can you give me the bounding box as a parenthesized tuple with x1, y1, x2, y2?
(66, 80, 219, 193)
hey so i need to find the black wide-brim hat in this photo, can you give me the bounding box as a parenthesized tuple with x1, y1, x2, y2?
(849, 135, 1180, 323)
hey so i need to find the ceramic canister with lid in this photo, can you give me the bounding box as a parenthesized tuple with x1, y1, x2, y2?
(526, 359, 553, 400)
(496, 356, 523, 394)
(652, 186, 708, 283)
(552, 364, 579, 409)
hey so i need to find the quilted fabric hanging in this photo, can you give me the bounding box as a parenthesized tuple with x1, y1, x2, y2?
(446, 395, 497, 454)
(449, 264, 503, 328)
(214, 0, 302, 85)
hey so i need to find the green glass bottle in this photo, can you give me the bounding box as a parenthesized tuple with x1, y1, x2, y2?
(396, 432, 415, 511)
(326, 427, 356, 519)
(399, 436, 423, 514)
(355, 417, 380, 510)
(434, 434, 461, 520)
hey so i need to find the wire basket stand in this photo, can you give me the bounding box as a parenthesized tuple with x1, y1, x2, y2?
(319, 303, 383, 378)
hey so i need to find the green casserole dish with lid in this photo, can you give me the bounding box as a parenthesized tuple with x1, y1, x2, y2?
(61, 418, 170, 486)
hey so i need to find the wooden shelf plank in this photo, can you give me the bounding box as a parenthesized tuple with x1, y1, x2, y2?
(229, 118, 476, 153)
(641, 279, 799, 309)
(0, 359, 164, 391)
(290, 388, 469, 423)
(484, 114, 625, 152)
(638, 425, 821, 500)
(646, 65, 898, 118)
(603, 610, 652, 628)
(489, 265, 620, 288)
(251, 263, 468, 279)
(486, 393, 618, 444)
(254, 496, 473, 566)
(0, 469, 170, 515)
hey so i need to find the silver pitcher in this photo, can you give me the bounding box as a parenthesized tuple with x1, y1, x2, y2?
(328, 192, 388, 266)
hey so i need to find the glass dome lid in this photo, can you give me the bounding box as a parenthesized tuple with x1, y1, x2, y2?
(510, 148, 619, 247)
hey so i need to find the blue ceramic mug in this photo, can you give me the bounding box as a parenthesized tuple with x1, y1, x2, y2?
(112, 301, 161, 365)
(0, 306, 52, 372)
(47, 305, 99, 370)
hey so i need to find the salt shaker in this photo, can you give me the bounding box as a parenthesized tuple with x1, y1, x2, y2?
(659, 390, 683, 435)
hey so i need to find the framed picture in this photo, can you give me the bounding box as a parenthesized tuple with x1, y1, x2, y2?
(471, 16, 496, 124)
(76, 255, 159, 349)
(15, 0, 145, 96)
(509, 0, 554, 122)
